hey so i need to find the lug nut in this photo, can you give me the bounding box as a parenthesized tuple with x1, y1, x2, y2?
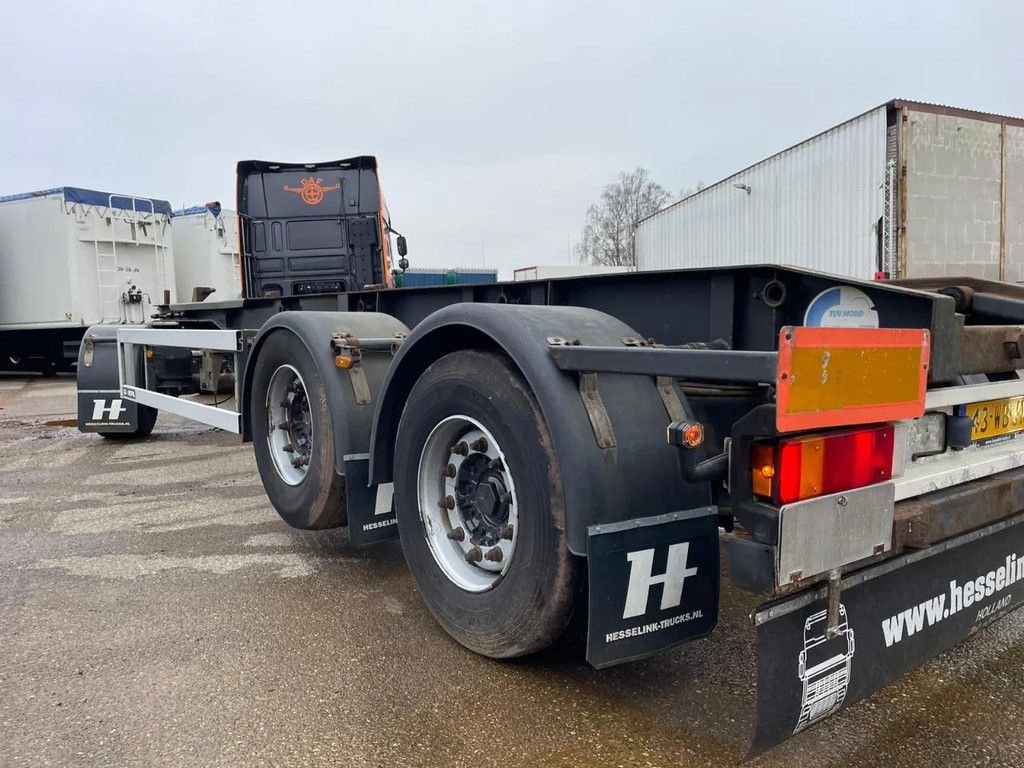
(441, 463, 456, 479)
(483, 547, 503, 563)
(499, 525, 514, 540)
(470, 438, 488, 452)
(452, 441, 469, 456)
(465, 546, 483, 563)
(278, 421, 291, 431)
(447, 526, 465, 542)
(282, 444, 295, 453)
(488, 457, 504, 471)
(438, 495, 455, 511)
(500, 492, 513, 505)
(279, 399, 291, 408)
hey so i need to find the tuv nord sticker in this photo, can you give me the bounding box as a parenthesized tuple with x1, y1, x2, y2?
(804, 286, 879, 329)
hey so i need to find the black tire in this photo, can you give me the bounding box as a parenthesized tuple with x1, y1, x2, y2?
(250, 330, 346, 530)
(98, 405, 158, 439)
(394, 350, 580, 658)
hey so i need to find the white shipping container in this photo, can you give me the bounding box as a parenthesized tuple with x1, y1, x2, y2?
(513, 265, 631, 281)
(636, 106, 889, 279)
(171, 203, 242, 302)
(0, 187, 176, 329)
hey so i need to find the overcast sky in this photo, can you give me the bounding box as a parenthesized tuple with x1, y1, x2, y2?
(4, 1, 1022, 278)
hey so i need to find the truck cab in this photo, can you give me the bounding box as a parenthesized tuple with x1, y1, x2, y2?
(236, 156, 401, 298)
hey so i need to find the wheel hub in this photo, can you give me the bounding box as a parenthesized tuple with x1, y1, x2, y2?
(266, 364, 313, 486)
(456, 455, 510, 547)
(417, 416, 520, 592)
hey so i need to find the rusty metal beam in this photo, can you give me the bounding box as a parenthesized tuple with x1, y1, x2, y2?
(959, 325, 1024, 374)
(893, 465, 1024, 550)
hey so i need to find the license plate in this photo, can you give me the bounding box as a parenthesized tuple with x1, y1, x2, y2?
(966, 396, 1024, 442)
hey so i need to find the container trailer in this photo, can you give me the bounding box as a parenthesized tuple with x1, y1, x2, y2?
(0, 186, 175, 373)
(170, 202, 242, 302)
(394, 268, 497, 287)
(75, 155, 1024, 752)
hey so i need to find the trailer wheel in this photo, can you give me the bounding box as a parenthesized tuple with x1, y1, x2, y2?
(394, 350, 580, 658)
(251, 330, 345, 529)
(98, 405, 158, 439)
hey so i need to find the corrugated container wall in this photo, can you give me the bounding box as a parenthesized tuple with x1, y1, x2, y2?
(636, 106, 888, 279)
(395, 269, 498, 287)
(0, 188, 175, 329)
(171, 205, 242, 302)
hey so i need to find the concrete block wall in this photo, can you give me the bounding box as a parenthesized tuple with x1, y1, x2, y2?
(1005, 126, 1024, 284)
(903, 111, 1003, 279)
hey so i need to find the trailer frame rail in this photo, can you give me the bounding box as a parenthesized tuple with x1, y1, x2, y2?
(116, 327, 245, 434)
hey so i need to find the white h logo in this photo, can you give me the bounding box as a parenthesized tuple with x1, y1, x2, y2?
(622, 543, 698, 619)
(92, 398, 127, 420)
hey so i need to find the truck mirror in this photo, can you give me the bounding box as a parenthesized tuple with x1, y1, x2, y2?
(397, 235, 408, 257)
(398, 257, 410, 271)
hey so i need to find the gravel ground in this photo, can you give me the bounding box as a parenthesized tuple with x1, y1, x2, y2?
(2, 375, 1023, 767)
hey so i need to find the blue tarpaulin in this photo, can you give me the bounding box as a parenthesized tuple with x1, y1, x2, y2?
(0, 186, 173, 217)
(172, 202, 223, 218)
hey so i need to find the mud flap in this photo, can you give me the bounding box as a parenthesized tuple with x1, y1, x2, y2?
(752, 513, 1024, 753)
(344, 457, 398, 546)
(586, 508, 719, 669)
(77, 389, 141, 433)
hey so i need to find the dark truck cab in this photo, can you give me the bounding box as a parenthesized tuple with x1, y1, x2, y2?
(237, 156, 398, 297)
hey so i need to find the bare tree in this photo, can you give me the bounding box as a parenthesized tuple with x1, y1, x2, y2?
(680, 180, 706, 198)
(575, 168, 670, 267)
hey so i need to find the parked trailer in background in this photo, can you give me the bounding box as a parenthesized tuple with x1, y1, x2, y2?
(0, 187, 174, 373)
(636, 99, 1024, 282)
(513, 264, 630, 281)
(171, 202, 242, 302)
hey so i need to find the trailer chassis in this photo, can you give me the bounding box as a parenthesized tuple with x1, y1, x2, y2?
(75, 265, 1024, 750)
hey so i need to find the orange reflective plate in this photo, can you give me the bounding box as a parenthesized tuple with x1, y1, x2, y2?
(776, 326, 930, 433)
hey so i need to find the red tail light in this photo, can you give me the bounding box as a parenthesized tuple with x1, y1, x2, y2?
(752, 424, 895, 505)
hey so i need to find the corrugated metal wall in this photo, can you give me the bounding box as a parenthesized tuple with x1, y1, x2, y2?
(636, 106, 888, 279)
(396, 269, 498, 287)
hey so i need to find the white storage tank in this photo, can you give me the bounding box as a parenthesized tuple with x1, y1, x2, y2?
(171, 202, 242, 302)
(0, 186, 176, 329)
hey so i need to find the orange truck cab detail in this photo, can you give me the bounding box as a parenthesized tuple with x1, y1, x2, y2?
(236, 156, 397, 298)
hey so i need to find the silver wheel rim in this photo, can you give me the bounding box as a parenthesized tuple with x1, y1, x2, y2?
(417, 415, 519, 593)
(266, 364, 313, 486)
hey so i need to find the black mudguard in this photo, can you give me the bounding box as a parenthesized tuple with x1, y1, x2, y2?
(241, 311, 408, 541)
(368, 303, 711, 556)
(76, 325, 141, 433)
(586, 507, 720, 669)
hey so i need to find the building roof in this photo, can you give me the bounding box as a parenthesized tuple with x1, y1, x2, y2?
(892, 99, 1024, 128)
